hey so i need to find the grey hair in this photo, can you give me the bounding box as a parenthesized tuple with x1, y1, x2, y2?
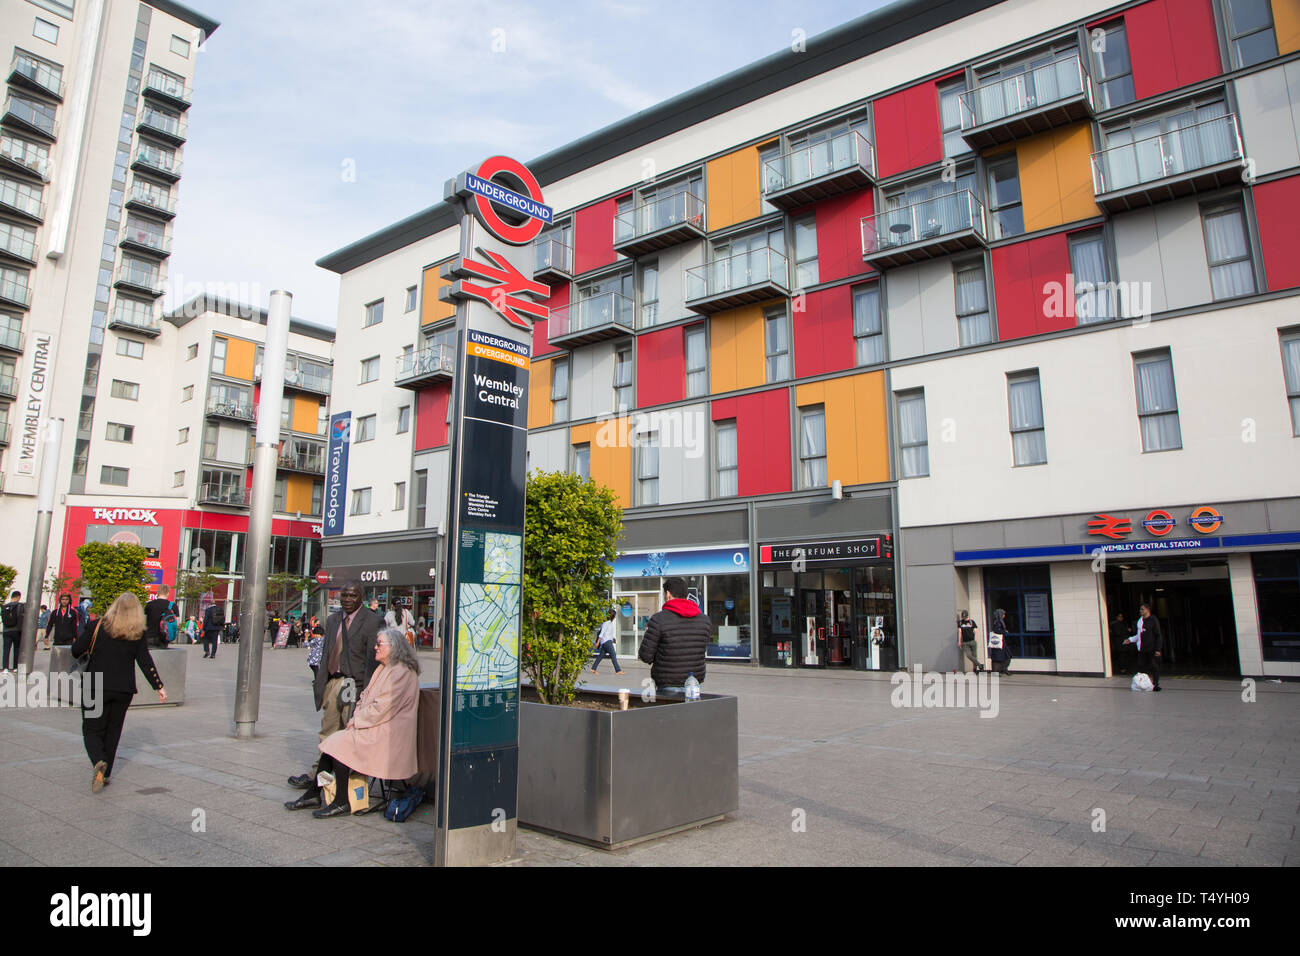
(378, 627, 420, 674)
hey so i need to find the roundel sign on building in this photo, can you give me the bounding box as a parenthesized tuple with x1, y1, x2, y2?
(448, 155, 552, 246)
(1142, 509, 1176, 536)
(1189, 506, 1224, 534)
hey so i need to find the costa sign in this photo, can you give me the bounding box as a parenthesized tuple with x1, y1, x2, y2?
(1087, 506, 1224, 539)
(448, 155, 552, 246)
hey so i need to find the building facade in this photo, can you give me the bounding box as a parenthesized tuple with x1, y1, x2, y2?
(318, 0, 1300, 679)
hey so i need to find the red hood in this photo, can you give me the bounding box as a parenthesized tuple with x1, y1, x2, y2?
(663, 598, 701, 617)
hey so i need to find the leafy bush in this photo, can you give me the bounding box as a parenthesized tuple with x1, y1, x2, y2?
(74, 542, 150, 615)
(0, 563, 16, 599)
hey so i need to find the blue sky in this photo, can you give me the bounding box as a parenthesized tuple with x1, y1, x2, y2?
(166, 0, 891, 325)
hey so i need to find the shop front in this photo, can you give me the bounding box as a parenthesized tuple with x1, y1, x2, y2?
(320, 528, 443, 647)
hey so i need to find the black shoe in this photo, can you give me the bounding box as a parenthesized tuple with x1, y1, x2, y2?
(1153, 686, 1162, 692)
(284, 793, 321, 811)
(312, 803, 349, 819)
(287, 774, 311, 789)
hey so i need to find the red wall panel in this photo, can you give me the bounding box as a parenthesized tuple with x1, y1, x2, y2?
(873, 81, 942, 179)
(573, 195, 625, 275)
(793, 285, 855, 378)
(636, 324, 686, 408)
(811, 188, 875, 284)
(414, 381, 451, 450)
(1125, 0, 1221, 99)
(992, 232, 1072, 341)
(712, 388, 791, 496)
(532, 281, 569, 358)
(1253, 175, 1300, 291)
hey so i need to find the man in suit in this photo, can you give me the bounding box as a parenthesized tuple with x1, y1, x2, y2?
(1123, 602, 1164, 692)
(286, 581, 380, 800)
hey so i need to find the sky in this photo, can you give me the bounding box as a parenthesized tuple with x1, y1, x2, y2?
(164, 0, 891, 326)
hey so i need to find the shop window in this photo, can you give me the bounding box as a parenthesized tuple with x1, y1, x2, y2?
(798, 405, 826, 488)
(1252, 551, 1300, 661)
(986, 156, 1023, 239)
(853, 284, 883, 365)
(1090, 22, 1134, 110)
(685, 325, 708, 398)
(1133, 349, 1181, 452)
(1007, 370, 1047, 466)
(715, 420, 737, 497)
(896, 390, 929, 478)
(1069, 230, 1114, 323)
(764, 305, 791, 382)
(1281, 332, 1300, 436)
(955, 259, 992, 346)
(983, 563, 1055, 658)
(551, 357, 569, 422)
(1223, 0, 1277, 69)
(705, 573, 751, 659)
(1201, 200, 1256, 301)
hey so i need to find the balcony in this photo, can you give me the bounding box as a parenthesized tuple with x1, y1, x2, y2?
(137, 106, 187, 145)
(254, 360, 333, 396)
(0, 373, 17, 398)
(114, 264, 165, 297)
(0, 226, 37, 265)
(1, 96, 57, 140)
(959, 53, 1096, 150)
(0, 179, 44, 223)
(107, 301, 163, 337)
(0, 274, 32, 310)
(205, 399, 256, 422)
(685, 247, 789, 314)
(0, 133, 50, 180)
(119, 223, 171, 258)
(277, 448, 326, 475)
(197, 483, 249, 508)
(612, 191, 706, 259)
(861, 190, 988, 268)
(762, 130, 876, 209)
(0, 421, 9, 445)
(142, 70, 192, 110)
(395, 344, 454, 389)
(1090, 113, 1245, 213)
(9, 53, 63, 101)
(547, 291, 635, 346)
(0, 327, 23, 353)
(131, 145, 182, 182)
(125, 182, 177, 219)
(533, 235, 573, 286)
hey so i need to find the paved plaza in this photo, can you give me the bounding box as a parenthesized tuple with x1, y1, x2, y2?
(0, 644, 1297, 866)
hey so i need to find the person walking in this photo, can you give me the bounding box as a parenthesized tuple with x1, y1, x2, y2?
(306, 615, 324, 675)
(957, 610, 982, 673)
(201, 603, 224, 659)
(1123, 602, 1164, 692)
(988, 608, 1012, 675)
(36, 604, 50, 651)
(1, 590, 25, 671)
(590, 609, 625, 675)
(70, 592, 167, 791)
(48, 594, 80, 646)
(143, 586, 178, 649)
(289, 614, 303, 648)
(637, 577, 711, 691)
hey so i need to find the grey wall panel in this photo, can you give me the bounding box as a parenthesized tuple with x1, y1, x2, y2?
(1266, 497, 1300, 532)
(1234, 63, 1300, 177)
(1002, 516, 1065, 548)
(526, 428, 569, 475)
(1114, 207, 1168, 316)
(421, 449, 450, 531)
(951, 521, 1007, 551)
(570, 341, 616, 420)
(756, 492, 893, 541)
(917, 258, 958, 355)
(903, 562, 958, 671)
(1155, 200, 1212, 312)
(621, 510, 749, 550)
(885, 265, 924, 360)
(646, 402, 709, 505)
(655, 242, 704, 326)
(901, 525, 954, 566)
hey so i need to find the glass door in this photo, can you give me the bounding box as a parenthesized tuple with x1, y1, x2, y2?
(824, 568, 853, 666)
(614, 591, 658, 660)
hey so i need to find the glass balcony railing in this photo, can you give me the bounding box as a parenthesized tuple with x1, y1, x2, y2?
(0, 273, 32, 308)
(109, 302, 162, 333)
(138, 106, 187, 141)
(120, 223, 171, 255)
(395, 344, 454, 384)
(685, 247, 789, 302)
(143, 70, 191, 104)
(0, 225, 37, 262)
(959, 52, 1094, 129)
(133, 145, 181, 178)
(763, 130, 875, 194)
(1091, 113, 1244, 196)
(10, 53, 63, 99)
(3, 96, 57, 138)
(198, 483, 248, 507)
(0, 326, 24, 352)
(127, 182, 177, 215)
(534, 236, 573, 277)
(861, 190, 987, 256)
(548, 291, 634, 339)
(614, 191, 705, 244)
(0, 133, 50, 179)
(115, 264, 164, 295)
(254, 360, 332, 394)
(0, 178, 43, 220)
(78, 411, 93, 432)
(205, 398, 255, 421)
(277, 448, 326, 474)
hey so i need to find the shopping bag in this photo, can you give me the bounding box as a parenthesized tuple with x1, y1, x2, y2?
(1131, 672, 1153, 692)
(317, 770, 336, 805)
(346, 772, 369, 814)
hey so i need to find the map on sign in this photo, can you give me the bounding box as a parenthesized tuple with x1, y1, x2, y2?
(455, 531, 522, 692)
(483, 531, 522, 583)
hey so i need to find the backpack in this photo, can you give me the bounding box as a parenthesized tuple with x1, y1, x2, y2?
(1, 603, 21, 631)
(383, 786, 425, 823)
(208, 605, 225, 627)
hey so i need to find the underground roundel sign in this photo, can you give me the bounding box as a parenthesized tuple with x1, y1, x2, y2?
(449, 156, 552, 246)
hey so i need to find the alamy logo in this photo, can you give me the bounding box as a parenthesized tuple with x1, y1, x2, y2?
(50, 886, 151, 936)
(890, 665, 1000, 718)
(91, 508, 158, 526)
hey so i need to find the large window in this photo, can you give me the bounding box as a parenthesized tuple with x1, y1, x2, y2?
(1069, 230, 1114, 323)
(1253, 551, 1300, 661)
(715, 420, 737, 497)
(986, 155, 1023, 239)
(637, 432, 659, 505)
(1007, 371, 1047, 466)
(1224, 0, 1277, 68)
(1201, 200, 1256, 301)
(110, 379, 139, 401)
(765, 306, 791, 382)
(685, 325, 708, 397)
(853, 284, 884, 365)
(613, 346, 633, 412)
(1282, 332, 1300, 436)
(897, 391, 929, 478)
(983, 564, 1055, 658)
(793, 215, 819, 288)
(955, 259, 992, 346)
(938, 78, 968, 156)
(1100, 99, 1237, 191)
(1133, 350, 1182, 452)
(105, 422, 133, 443)
(798, 406, 827, 488)
(1091, 22, 1135, 110)
(551, 358, 569, 422)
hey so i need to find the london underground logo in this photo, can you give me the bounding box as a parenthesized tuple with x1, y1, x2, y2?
(1142, 509, 1176, 536)
(451, 155, 552, 246)
(1189, 506, 1224, 534)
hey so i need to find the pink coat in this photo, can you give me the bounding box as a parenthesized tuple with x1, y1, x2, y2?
(320, 662, 419, 781)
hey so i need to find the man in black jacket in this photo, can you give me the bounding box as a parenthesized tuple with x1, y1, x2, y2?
(1124, 602, 1164, 692)
(638, 577, 711, 691)
(201, 603, 224, 659)
(143, 586, 176, 649)
(1, 590, 24, 672)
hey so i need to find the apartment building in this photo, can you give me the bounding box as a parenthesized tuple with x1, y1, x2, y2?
(318, 0, 1300, 679)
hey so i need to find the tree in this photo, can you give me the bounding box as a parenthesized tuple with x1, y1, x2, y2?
(267, 572, 313, 616)
(521, 470, 623, 705)
(74, 543, 150, 615)
(173, 567, 221, 614)
(44, 569, 82, 603)
(0, 563, 16, 599)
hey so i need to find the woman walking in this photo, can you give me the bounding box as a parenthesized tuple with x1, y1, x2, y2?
(71, 593, 167, 792)
(48, 594, 80, 646)
(988, 607, 1012, 676)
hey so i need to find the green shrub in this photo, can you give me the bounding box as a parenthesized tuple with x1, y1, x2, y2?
(74, 542, 150, 615)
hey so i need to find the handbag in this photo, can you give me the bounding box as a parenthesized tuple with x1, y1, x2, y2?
(76, 621, 102, 674)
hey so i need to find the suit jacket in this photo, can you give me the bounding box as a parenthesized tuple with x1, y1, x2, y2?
(312, 606, 379, 711)
(70, 620, 163, 696)
(1137, 615, 1164, 654)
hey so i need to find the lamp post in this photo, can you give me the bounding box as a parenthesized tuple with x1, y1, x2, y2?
(18, 417, 63, 674)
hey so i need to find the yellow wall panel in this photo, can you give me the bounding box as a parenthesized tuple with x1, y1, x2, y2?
(224, 337, 256, 381)
(421, 263, 456, 326)
(708, 305, 765, 394)
(285, 474, 315, 514)
(1053, 124, 1101, 226)
(796, 372, 888, 486)
(291, 395, 320, 434)
(1016, 124, 1099, 233)
(527, 358, 553, 429)
(706, 144, 764, 231)
(1275, 0, 1300, 55)
(706, 152, 734, 231)
(570, 419, 631, 508)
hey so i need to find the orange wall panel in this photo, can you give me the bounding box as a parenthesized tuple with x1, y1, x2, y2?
(223, 337, 256, 381)
(527, 357, 553, 429)
(795, 371, 888, 486)
(1016, 124, 1099, 233)
(706, 144, 765, 231)
(291, 395, 320, 434)
(570, 419, 631, 508)
(708, 305, 766, 394)
(285, 474, 315, 514)
(1275, 0, 1300, 54)
(421, 262, 456, 326)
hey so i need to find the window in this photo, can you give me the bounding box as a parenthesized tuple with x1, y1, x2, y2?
(765, 306, 791, 382)
(1280, 333, 1300, 436)
(955, 260, 992, 346)
(211, 337, 227, 374)
(641, 261, 659, 327)
(613, 346, 633, 412)
(186, 343, 198, 360)
(364, 299, 384, 327)
(983, 564, 1055, 658)
(105, 422, 133, 443)
(1069, 230, 1114, 323)
(394, 482, 406, 512)
(853, 285, 884, 365)
(405, 286, 417, 312)
(115, 337, 144, 359)
(281, 404, 291, 430)
(939, 79, 968, 157)
(637, 432, 659, 505)
(799, 406, 827, 488)
(397, 405, 411, 434)
(350, 487, 372, 515)
(101, 466, 128, 486)
(273, 477, 288, 513)
(897, 391, 929, 477)
(178, 427, 188, 443)
(1253, 551, 1300, 661)
(110, 379, 139, 400)
(0, 220, 37, 260)
(1201, 201, 1256, 300)
(414, 470, 427, 527)
(551, 358, 569, 422)
(715, 420, 738, 497)
(685, 326, 708, 397)
(1101, 100, 1235, 191)
(355, 414, 376, 442)
(793, 215, 819, 288)
(318, 403, 329, 436)
(360, 355, 380, 383)
(1091, 22, 1135, 109)
(573, 443, 590, 480)
(1133, 350, 1182, 452)
(311, 481, 324, 517)
(1224, 0, 1277, 68)
(182, 385, 193, 402)
(575, 270, 634, 328)
(170, 34, 191, 57)
(72, 438, 88, 475)
(173, 470, 185, 488)
(33, 18, 59, 44)
(1008, 371, 1047, 465)
(986, 156, 1023, 239)
(759, 143, 782, 212)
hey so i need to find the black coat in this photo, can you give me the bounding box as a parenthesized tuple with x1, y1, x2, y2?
(1137, 615, 1164, 654)
(202, 604, 225, 637)
(989, 617, 1011, 663)
(70, 619, 163, 696)
(638, 603, 711, 687)
(144, 598, 177, 646)
(311, 607, 379, 711)
(48, 606, 80, 645)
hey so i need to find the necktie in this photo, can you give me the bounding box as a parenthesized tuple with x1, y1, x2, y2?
(329, 615, 346, 675)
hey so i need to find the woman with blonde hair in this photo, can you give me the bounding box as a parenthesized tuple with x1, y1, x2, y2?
(70, 592, 167, 792)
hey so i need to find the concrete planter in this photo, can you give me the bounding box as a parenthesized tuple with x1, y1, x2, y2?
(46, 644, 186, 706)
(518, 687, 739, 849)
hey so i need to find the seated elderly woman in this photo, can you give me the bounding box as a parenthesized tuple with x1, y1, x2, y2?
(284, 627, 420, 818)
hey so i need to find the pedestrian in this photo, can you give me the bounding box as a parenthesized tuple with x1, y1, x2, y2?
(1123, 603, 1163, 692)
(637, 576, 711, 692)
(590, 608, 625, 675)
(184, 614, 198, 644)
(306, 615, 324, 674)
(1, 590, 25, 671)
(48, 594, 80, 646)
(143, 586, 178, 649)
(201, 602, 224, 659)
(289, 614, 303, 648)
(988, 608, 1012, 675)
(70, 592, 167, 792)
(385, 600, 414, 643)
(37, 604, 50, 651)
(78, 596, 92, 627)
(957, 609, 983, 673)
(1109, 611, 1134, 674)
